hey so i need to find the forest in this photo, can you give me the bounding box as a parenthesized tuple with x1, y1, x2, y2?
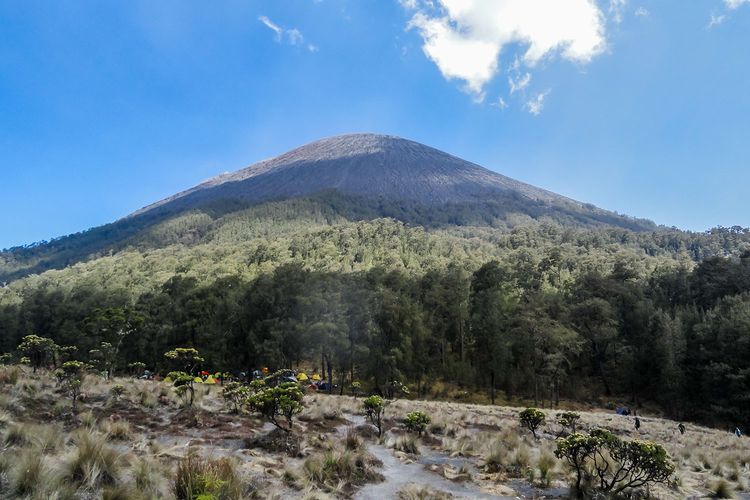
(1, 213, 749, 430)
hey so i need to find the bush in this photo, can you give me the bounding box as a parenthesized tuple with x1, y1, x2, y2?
(519, 408, 546, 438)
(174, 453, 242, 500)
(222, 381, 249, 413)
(404, 411, 431, 436)
(363, 395, 385, 438)
(555, 429, 675, 497)
(167, 371, 196, 407)
(245, 381, 304, 432)
(110, 384, 127, 401)
(556, 411, 581, 434)
(56, 360, 90, 413)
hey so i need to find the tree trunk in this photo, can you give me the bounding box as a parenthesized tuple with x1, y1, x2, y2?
(490, 370, 496, 405)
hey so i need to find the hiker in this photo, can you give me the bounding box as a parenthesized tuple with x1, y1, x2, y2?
(635, 416, 641, 430)
(735, 427, 742, 437)
(678, 423, 685, 435)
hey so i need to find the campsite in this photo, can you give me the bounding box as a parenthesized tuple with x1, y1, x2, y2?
(0, 358, 748, 499)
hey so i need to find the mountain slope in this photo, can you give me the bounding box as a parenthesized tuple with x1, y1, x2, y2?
(131, 133, 572, 217)
(1, 133, 657, 281)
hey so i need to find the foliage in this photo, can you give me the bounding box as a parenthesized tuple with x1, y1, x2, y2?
(555, 429, 675, 497)
(519, 408, 546, 438)
(363, 395, 386, 438)
(17, 335, 58, 372)
(55, 360, 89, 413)
(2, 211, 750, 426)
(168, 371, 197, 407)
(164, 348, 204, 373)
(221, 382, 249, 414)
(110, 384, 126, 401)
(127, 361, 146, 376)
(403, 411, 431, 436)
(556, 411, 581, 434)
(245, 381, 304, 432)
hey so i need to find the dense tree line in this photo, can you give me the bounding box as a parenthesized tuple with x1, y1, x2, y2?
(1, 245, 748, 429)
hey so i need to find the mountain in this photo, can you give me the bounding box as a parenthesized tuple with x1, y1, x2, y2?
(1, 133, 657, 282)
(130, 133, 647, 227)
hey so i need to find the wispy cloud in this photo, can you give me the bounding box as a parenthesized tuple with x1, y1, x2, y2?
(525, 90, 551, 116)
(707, 13, 727, 28)
(401, 0, 607, 104)
(634, 7, 649, 17)
(259, 16, 282, 41)
(725, 0, 750, 9)
(509, 72, 532, 95)
(258, 15, 317, 52)
(609, 0, 627, 24)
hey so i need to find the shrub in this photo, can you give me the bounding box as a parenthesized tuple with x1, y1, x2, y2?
(351, 380, 362, 396)
(55, 360, 89, 413)
(404, 411, 431, 436)
(556, 411, 581, 434)
(174, 453, 242, 500)
(555, 429, 675, 497)
(17, 334, 58, 373)
(127, 361, 147, 377)
(245, 381, 304, 432)
(519, 408, 546, 438)
(222, 381, 249, 413)
(168, 371, 197, 407)
(363, 395, 386, 438)
(110, 384, 127, 401)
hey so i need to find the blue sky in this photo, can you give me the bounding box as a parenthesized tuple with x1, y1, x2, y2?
(1, 0, 749, 249)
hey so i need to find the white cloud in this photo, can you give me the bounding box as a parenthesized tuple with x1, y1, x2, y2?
(725, 0, 750, 9)
(495, 96, 509, 109)
(634, 7, 649, 17)
(403, 0, 606, 100)
(508, 72, 531, 94)
(609, 0, 627, 24)
(707, 13, 727, 28)
(287, 28, 304, 46)
(258, 16, 317, 52)
(259, 15, 283, 41)
(525, 89, 551, 115)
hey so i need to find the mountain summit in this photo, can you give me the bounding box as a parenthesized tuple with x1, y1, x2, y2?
(132, 133, 577, 217)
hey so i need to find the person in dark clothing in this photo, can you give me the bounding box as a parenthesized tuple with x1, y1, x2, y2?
(678, 423, 685, 435)
(634, 416, 641, 430)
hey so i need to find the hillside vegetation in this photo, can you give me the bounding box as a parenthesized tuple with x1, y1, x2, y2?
(1, 207, 749, 430)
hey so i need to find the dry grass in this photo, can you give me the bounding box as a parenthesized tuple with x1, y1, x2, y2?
(0, 366, 746, 499)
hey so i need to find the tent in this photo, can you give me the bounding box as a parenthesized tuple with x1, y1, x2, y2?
(205, 375, 217, 384)
(297, 372, 309, 381)
(194, 377, 204, 384)
(312, 374, 322, 381)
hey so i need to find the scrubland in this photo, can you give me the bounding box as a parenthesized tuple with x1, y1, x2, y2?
(0, 365, 747, 499)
